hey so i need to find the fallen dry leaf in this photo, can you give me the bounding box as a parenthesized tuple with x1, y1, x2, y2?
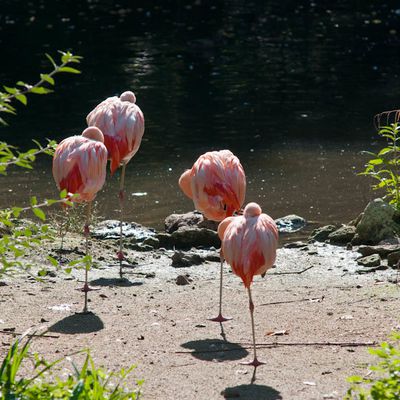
(265, 329, 289, 336)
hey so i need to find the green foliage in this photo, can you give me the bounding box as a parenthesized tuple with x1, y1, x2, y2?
(0, 336, 143, 399)
(360, 123, 400, 209)
(0, 50, 82, 126)
(345, 332, 400, 399)
(0, 139, 57, 175)
(0, 51, 81, 277)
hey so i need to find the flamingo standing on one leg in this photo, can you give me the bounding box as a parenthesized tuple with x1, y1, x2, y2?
(218, 202, 278, 368)
(52, 127, 108, 313)
(179, 150, 246, 322)
(86, 91, 145, 278)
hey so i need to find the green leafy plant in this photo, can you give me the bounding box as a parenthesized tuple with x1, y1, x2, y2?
(360, 122, 400, 209)
(0, 335, 143, 399)
(0, 50, 82, 126)
(345, 332, 400, 399)
(0, 51, 81, 277)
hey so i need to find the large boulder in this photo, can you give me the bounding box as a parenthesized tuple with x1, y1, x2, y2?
(328, 225, 356, 245)
(309, 225, 337, 242)
(91, 220, 156, 242)
(353, 199, 400, 245)
(156, 227, 220, 250)
(165, 211, 218, 234)
(275, 215, 306, 233)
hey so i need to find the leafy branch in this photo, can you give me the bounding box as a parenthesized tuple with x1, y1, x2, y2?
(0, 139, 57, 175)
(0, 51, 82, 125)
(345, 332, 400, 399)
(0, 50, 82, 278)
(360, 123, 400, 209)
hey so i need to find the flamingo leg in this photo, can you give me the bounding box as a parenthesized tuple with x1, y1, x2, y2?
(241, 286, 265, 368)
(82, 201, 92, 314)
(118, 163, 127, 278)
(209, 253, 232, 322)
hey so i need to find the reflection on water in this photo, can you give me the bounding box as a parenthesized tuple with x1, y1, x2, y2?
(0, 141, 373, 231)
(0, 1, 396, 228)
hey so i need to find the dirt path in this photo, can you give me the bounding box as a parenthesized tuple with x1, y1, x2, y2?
(1, 235, 399, 399)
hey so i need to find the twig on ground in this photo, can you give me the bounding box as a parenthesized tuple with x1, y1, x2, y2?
(0, 330, 59, 339)
(260, 296, 324, 306)
(268, 265, 315, 275)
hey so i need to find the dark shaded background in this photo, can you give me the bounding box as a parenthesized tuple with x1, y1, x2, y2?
(0, 1, 399, 227)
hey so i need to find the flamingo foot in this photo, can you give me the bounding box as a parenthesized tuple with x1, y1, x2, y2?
(76, 309, 93, 315)
(240, 358, 265, 367)
(208, 313, 232, 323)
(77, 284, 100, 293)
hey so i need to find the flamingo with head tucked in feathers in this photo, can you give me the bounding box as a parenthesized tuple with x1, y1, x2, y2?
(52, 126, 108, 313)
(179, 150, 246, 322)
(86, 91, 145, 278)
(218, 202, 278, 368)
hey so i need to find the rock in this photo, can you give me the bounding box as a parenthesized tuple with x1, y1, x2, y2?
(156, 227, 220, 250)
(127, 243, 154, 252)
(165, 211, 218, 234)
(357, 244, 400, 258)
(175, 275, 191, 285)
(171, 251, 204, 268)
(92, 220, 156, 242)
(0, 222, 11, 237)
(143, 236, 160, 249)
(387, 251, 400, 267)
(309, 225, 337, 242)
(275, 215, 306, 233)
(356, 265, 388, 274)
(357, 254, 381, 268)
(284, 241, 308, 249)
(354, 199, 400, 245)
(328, 225, 356, 245)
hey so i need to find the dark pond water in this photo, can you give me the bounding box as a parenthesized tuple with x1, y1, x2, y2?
(1, 1, 399, 230)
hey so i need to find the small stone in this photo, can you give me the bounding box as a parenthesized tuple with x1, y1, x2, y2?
(357, 254, 381, 268)
(275, 214, 306, 233)
(143, 236, 160, 249)
(358, 244, 400, 257)
(284, 241, 308, 249)
(328, 225, 356, 245)
(356, 265, 388, 274)
(309, 225, 337, 242)
(171, 251, 204, 268)
(176, 275, 191, 285)
(387, 250, 400, 267)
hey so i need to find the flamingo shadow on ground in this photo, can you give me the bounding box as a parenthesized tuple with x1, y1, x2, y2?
(48, 312, 104, 334)
(222, 384, 282, 400)
(181, 338, 248, 362)
(89, 277, 143, 287)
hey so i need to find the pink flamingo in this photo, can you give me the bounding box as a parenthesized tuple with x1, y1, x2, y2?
(179, 150, 246, 322)
(52, 127, 108, 313)
(218, 202, 278, 367)
(86, 91, 145, 277)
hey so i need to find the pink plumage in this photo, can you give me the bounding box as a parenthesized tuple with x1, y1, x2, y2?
(218, 202, 279, 368)
(52, 127, 108, 202)
(52, 126, 108, 313)
(179, 150, 246, 221)
(218, 202, 278, 288)
(86, 90, 145, 277)
(86, 91, 145, 174)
